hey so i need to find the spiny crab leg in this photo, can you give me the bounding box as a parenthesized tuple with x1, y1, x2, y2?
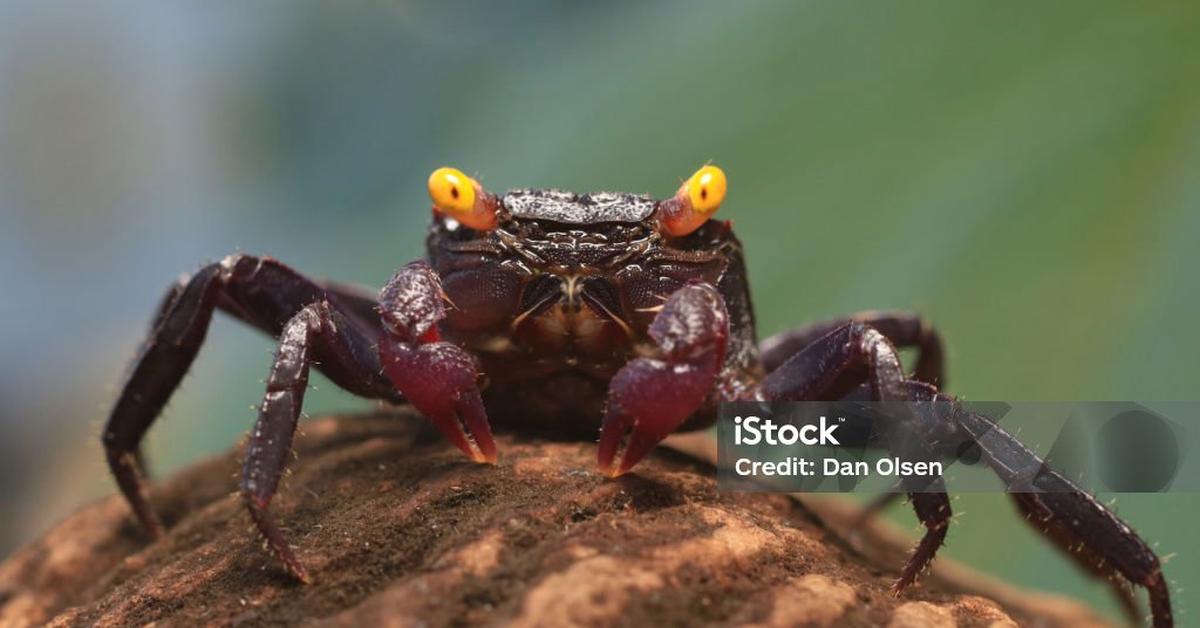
(378, 261, 497, 463)
(598, 283, 728, 476)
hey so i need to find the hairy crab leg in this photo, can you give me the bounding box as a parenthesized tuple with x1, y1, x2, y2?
(757, 322, 909, 402)
(377, 261, 497, 464)
(763, 313, 950, 555)
(835, 375, 1173, 626)
(1011, 492, 1144, 625)
(103, 254, 400, 538)
(891, 490, 951, 593)
(241, 299, 394, 582)
(755, 322, 952, 592)
(759, 311, 946, 387)
(597, 283, 729, 477)
(950, 405, 1173, 627)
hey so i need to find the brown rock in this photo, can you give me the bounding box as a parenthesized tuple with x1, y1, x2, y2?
(888, 602, 956, 628)
(0, 411, 1112, 627)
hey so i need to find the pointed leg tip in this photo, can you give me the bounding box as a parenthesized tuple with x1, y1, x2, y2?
(137, 513, 166, 540)
(277, 547, 311, 583)
(288, 563, 312, 584)
(890, 574, 920, 597)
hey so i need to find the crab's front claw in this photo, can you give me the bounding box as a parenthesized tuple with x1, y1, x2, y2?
(379, 338, 497, 463)
(598, 283, 729, 477)
(598, 359, 720, 476)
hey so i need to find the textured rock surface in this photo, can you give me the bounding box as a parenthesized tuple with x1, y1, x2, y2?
(0, 410, 1110, 627)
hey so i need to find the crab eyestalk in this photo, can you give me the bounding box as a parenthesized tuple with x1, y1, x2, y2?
(655, 165, 728, 237)
(428, 167, 501, 231)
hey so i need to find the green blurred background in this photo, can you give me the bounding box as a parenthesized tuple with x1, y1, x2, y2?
(1, 0, 1196, 622)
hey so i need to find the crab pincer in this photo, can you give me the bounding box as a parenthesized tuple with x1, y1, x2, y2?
(378, 261, 497, 463)
(597, 283, 729, 476)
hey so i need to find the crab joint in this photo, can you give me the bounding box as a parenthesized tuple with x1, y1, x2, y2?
(656, 164, 727, 237)
(428, 167, 501, 231)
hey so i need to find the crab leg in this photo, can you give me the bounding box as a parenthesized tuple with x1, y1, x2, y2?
(835, 376, 1173, 625)
(952, 408, 1173, 627)
(597, 283, 729, 476)
(755, 322, 953, 593)
(759, 311, 946, 386)
(1011, 492, 1145, 625)
(758, 322, 909, 401)
(241, 299, 393, 582)
(103, 254, 400, 538)
(377, 261, 497, 464)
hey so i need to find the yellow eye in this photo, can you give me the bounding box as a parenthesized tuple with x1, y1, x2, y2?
(428, 167, 476, 216)
(657, 164, 729, 237)
(685, 165, 726, 215)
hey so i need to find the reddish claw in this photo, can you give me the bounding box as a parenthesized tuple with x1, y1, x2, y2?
(597, 283, 728, 476)
(379, 339, 497, 463)
(378, 261, 497, 464)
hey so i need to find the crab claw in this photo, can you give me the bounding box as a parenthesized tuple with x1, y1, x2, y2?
(597, 283, 728, 477)
(598, 360, 718, 476)
(379, 338, 497, 463)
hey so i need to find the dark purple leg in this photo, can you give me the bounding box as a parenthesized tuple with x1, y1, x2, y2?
(891, 490, 950, 594)
(946, 404, 1173, 627)
(1008, 492, 1171, 626)
(755, 322, 950, 593)
(1011, 493, 1143, 625)
(103, 254, 399, 539)
(768, 338, 1173, 624)
(763, 314, 946, 530)
(316, 278, 386, 328)
(758, 322, 909, 402)
(377, 261, 497, 464)
(763, 315, 951, 578)
(758, 312, 945, 528)
(597, 283, 729, 476)
(759, 311, 945, 386)
(241, 299, 395, 582)
(901, 384, 1174, 627)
